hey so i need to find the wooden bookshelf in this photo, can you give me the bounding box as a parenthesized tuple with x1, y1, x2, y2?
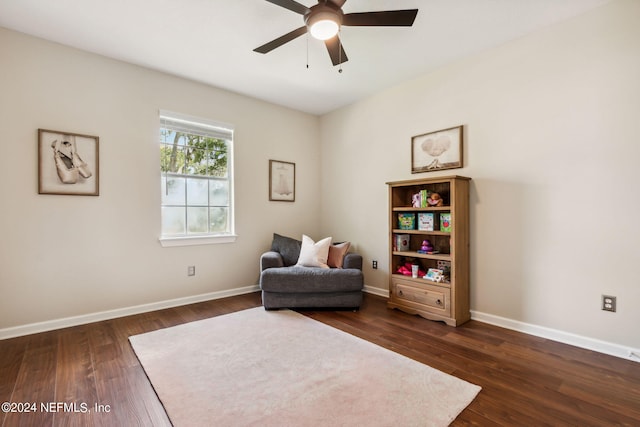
(386, 175, 470, 326)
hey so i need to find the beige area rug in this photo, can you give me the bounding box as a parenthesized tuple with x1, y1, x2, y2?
(129, 307, 480, 426)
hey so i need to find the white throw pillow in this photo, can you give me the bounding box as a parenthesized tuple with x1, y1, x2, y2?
(296, 235, 332, 268)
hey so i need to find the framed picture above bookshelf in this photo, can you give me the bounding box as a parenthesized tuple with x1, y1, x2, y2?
(411, 125, 463, 173)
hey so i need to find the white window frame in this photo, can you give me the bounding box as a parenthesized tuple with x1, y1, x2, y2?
(158, 110, 236, 247)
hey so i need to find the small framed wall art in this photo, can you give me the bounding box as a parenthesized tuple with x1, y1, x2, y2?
(411, 125, 463, 173)
(38, 129, 99, 196)
(269, 159, 295, 202)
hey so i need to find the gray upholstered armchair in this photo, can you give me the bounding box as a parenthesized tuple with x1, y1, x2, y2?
(259, 234, 364, 309)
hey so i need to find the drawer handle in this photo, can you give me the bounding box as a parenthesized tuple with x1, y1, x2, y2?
(398, 290, 403, 296)
(436, 299, 442, 305)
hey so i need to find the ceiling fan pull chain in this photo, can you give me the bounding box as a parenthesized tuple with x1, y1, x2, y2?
(306, 32, 309, 69)
(338, 28, 343, 74)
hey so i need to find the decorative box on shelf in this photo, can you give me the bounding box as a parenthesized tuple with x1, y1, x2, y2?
(418, 212, 434, 231)
(440, 213, 452, 232)
(398, 213, 416, 230)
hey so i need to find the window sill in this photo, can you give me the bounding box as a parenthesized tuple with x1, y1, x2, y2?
(159, 234, 237, 247)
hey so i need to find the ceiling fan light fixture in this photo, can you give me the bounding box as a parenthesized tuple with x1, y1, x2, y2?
(305, 6, 343, 41)
(309, 18, 339, 40)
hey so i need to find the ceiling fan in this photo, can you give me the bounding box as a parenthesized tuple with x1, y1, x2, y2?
(254, 0, 419, 66)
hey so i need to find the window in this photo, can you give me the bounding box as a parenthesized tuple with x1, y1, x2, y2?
(159, 110, 235, 246)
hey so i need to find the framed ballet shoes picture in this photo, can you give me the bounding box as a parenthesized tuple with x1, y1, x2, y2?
(38, 129, 99, 196)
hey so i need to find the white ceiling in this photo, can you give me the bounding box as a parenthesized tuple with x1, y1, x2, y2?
(0, 0, 611, 115)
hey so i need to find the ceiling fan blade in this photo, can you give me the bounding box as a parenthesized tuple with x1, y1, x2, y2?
(325, 35, 348, 66)
(328, 0, 347, 7)
(254, 26, 308, 54)
(264, 0, 309, 15)
(343, 9, 418, 27)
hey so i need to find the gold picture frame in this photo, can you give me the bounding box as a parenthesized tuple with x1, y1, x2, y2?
(38, 129, 99, 196)
(411, 125, 463, 173)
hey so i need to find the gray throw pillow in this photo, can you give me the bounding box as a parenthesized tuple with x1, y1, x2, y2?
(271, 233, 301, 267)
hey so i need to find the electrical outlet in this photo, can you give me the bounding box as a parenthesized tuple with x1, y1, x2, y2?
(372, 260, 378, 269)
(602, 295, 616, 312)
(188, 266, 196, 276)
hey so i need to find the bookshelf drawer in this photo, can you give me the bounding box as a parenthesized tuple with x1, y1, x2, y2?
(392, 279, 450, 315)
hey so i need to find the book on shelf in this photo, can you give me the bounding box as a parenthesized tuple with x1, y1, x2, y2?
(398, 213, 415, 230)
(417, 212, 434, 231)
(394, 234, 410, 251)
(420, 189, 429, 208)
(440, 213, 452, 232)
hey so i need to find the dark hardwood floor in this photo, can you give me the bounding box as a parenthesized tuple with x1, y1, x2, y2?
(1, 292, 639, 426)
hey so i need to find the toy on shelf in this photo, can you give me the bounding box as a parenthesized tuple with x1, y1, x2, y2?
(417, 240, 433, 254)
(417, 239, 439, 254)
(427, 192, 443, 207)
(396, 262, 425, 278)
(411, 193, 421, 208)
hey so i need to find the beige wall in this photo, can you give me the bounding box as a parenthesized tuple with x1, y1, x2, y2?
(0, 27, 320, 329)
(320, 0, 640, 349)
(2, 0, 639, 353)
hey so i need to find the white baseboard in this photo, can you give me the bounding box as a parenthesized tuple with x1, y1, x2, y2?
(0, 285, 260, 340)
(363, 285, 389, 298)
(471, 310, 640, 363)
